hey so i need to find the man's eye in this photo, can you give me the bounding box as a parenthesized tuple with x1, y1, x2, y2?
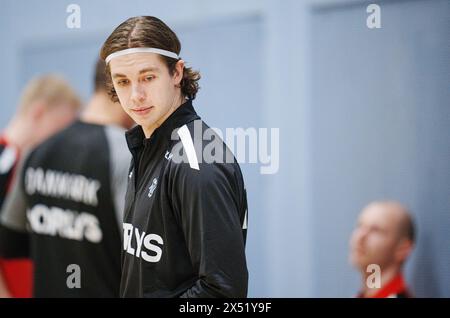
(371, 227, 383, 234)
(117, 79, 129, 86)
(145, 75, 155, 81)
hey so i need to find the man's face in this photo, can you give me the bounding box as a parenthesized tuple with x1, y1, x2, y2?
(109, 53, 181, 136)
(349, 204, 404, 271)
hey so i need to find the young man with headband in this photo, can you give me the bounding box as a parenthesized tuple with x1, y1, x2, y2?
(100, 16, 248, 298)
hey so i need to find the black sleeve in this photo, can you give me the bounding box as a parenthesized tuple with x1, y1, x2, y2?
(0, 150, 31, 258)
(171, 161, 248, 298)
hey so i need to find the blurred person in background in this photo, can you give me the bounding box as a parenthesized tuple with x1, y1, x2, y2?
(349, 201, 416, 298)
(0, 59, 134, 297)
(0, 74, 81, 297)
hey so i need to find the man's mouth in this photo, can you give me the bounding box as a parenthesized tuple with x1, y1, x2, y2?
(131, 106, 154, 115)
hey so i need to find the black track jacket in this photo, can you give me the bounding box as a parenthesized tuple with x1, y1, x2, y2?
(120, 99, 248, 298)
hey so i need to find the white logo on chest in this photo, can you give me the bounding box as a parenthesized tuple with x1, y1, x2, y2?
(164, 150, 173, 161)
(148, 177, 158, 198)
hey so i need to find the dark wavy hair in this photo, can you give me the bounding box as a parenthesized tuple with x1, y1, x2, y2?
(100, 16, 200, 102)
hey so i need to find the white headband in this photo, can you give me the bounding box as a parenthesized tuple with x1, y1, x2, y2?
(105, 47, 179, 64)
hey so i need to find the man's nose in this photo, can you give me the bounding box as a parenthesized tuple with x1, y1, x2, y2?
(357, 227, 370, 242)
(131, 83, 146, 103)
(352, 227, 366, 244)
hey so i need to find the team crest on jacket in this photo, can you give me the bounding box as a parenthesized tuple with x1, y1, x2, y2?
(164, 150, 173, 161)
(148, 177, 158, 198)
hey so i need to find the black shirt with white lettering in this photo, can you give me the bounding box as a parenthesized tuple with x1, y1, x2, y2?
(0, 121, 130, 297)
(121, 100, 248, 298)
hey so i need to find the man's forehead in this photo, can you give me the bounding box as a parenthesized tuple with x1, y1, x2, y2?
(110, 52, 163, 75)
(359, 204, 399, 228)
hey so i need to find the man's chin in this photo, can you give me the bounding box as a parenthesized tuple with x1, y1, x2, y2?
(135, 118, 156, 129)
(350, 255, 369, 270)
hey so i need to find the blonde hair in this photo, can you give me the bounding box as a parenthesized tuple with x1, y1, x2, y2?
(18, 74, 81, 114)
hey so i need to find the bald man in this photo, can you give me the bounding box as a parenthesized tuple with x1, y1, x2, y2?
(349, 201, 416, 298)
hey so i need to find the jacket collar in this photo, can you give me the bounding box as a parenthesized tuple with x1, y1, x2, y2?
(125, 99, 200, 151)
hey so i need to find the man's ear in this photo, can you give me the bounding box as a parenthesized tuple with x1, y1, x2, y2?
(173, 60, 185, 87)
(395, 239, 414, 264)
